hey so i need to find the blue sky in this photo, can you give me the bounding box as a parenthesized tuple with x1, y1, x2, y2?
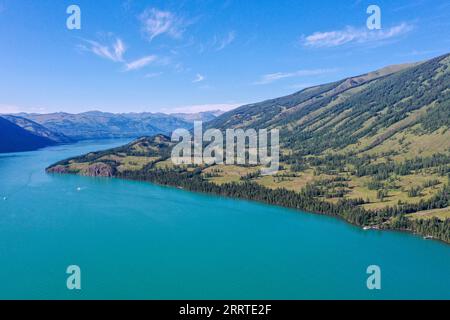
(0, 0, 449, 114)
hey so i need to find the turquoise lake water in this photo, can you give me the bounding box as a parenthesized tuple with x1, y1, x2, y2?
(0, 139, 449, 299)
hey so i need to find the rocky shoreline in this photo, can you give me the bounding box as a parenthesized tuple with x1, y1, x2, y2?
(47, 162, 115, 177)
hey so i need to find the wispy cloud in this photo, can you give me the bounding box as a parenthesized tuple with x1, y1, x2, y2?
(162, 103, 241, 114)
(392, 0, 426, 12)
(139, 8, 186, 41)
(399, 49, 441, 57)
(303, 23, 413, 48)
(193, 73, 205, 83)
(215, 31, 236, 51)
(254, 68, 338, 85)
(199, 31, 236, 53)
(81, 38, 126, 62)
(0, 104, 21, 114)
(80, 37, 160, 73)
(124, 55, 157, 71)
(0, 104, 47, 114)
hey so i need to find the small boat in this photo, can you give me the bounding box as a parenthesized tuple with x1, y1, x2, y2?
(423, 235, 433, 240)
(363, 226, 381, 231)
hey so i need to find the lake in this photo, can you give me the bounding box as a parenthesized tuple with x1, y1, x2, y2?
(0, 140, 449, 299)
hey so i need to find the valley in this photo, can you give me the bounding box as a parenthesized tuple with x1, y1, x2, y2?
(0, 110, 222, 153)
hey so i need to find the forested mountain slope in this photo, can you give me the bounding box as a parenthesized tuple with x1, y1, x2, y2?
(47, 53, 450, 243)
(208, 55, 448, 159)
(207, 62, 417, 131)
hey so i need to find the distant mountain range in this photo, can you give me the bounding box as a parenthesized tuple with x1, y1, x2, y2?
(0, 110, 223, 153)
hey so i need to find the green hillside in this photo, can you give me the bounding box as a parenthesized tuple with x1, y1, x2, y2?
(47, 53, 450, 243)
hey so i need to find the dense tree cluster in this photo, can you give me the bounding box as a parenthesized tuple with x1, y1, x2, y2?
(391, 216, 450, 243)
(354, 154, 450, 178)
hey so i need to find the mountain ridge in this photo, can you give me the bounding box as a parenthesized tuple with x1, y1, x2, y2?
(9, 111, 224, 140)
(0, 117, 56, 153)
(1, 115, 74, 143)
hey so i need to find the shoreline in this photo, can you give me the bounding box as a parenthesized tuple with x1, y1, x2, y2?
(46, 168, 450, 245)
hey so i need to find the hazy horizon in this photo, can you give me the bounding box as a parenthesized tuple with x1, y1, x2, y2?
(0, 105, 236, 116)
(1, 0, 449, 114)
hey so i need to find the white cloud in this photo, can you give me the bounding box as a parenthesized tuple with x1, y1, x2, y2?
(254, 68, 338, 85)
(80, 37, 161, 73)
(163, 103, 241, 114)
(0, 104, 21, 114)
(193, 73, 205, 83)
(216, 31, 236, 51)
(303, 23, 413, 48)
(399, 49, 441, 57)
(81, 38, 126, 62)
(124, 55, 157, 71)
(139, 8, 186, 41)
(0, 104, 47, 114)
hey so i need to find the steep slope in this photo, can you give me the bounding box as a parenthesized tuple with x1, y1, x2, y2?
(207, 62, 417, 131)
(0, 117, 56, 153)
(1, 115, 73, 143)
(208, 55, 449, 159)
